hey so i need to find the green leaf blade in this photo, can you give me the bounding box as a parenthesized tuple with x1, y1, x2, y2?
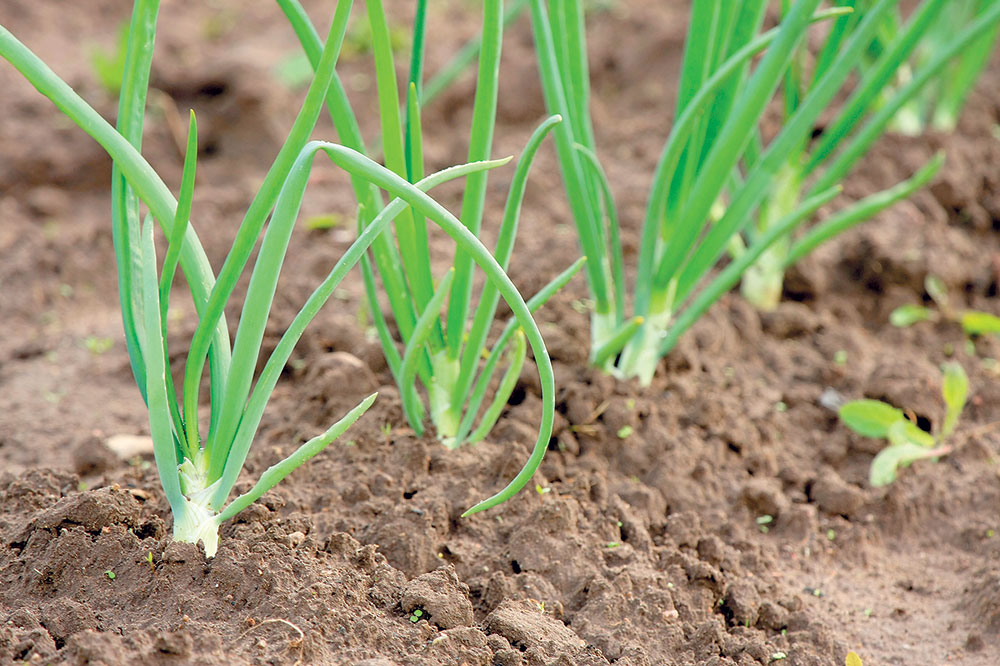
(839, 400, 905, 438)
(869, 441, 936, 487)
(940, 361, 968, 439)
(961, 311, 1000, 336)
(890, 304, 933, 328)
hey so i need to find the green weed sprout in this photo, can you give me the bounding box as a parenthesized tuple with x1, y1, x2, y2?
(0, 0, 546, 551)
(88, 22, 129, 95)
(857, 0, 1000, 134)
(528, 0, 1000, 384)
(891, 275, 1000, 338)
(839, 361, 968, 486)
(278, 0, 583, 466)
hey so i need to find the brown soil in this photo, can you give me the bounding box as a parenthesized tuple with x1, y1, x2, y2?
(3, 1, 1000, 665)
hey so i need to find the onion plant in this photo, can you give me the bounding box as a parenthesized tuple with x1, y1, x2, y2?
(0, 0, 557, 553)
(738, 0, 1000, 311)
(528, 0, 1000, 384)
(857, 0, 1000, 134)
(277, 0, 582, 456)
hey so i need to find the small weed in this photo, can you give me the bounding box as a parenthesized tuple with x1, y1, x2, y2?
(408, 609, 423, 623)
(756, 515, 774, 533)
(88, 23, 128, 95)
(891, 275, 1000, 340)
(839, 361, 968, 486)
(83, 336, 113, 356)
(304, 213, 345, 231)
(104, 570, 116, 581)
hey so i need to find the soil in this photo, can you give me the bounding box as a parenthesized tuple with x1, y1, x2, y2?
(2, 1, 1000, 664)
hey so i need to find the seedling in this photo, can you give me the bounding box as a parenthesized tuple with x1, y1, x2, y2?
(278, 0, 583, 479)
(83, 336, 114, 356)
(756, 514, 774, 533)
(408, 609, 424, 623)
(303, 213, 344, 231)
(88, 22, 129, 95)
(891, 274, 1000, 338)
(839, 362, 968, 486)
(0, 0, 550, 552)
(526, 0, 987, 384)
(104, 570, 116, 580)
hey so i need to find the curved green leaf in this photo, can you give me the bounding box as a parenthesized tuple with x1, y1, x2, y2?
(839, 400, 904, 438)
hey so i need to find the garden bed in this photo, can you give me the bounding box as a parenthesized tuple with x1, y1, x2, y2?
(2, 1, 1000, 664)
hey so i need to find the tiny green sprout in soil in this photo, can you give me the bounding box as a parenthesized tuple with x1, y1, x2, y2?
(839, 361, 969, 486)
(303, 213, 344, 231)
(104, 570, 116, 581)
(83, 336, 113, 355)
(756, 514, 774, 533)
(409, 609, 424, 623)
(523, 0, 998, 384)
(88, 21, 129, 95)
(891, 274, 1000, 338)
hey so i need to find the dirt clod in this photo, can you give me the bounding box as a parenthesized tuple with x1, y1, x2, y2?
(401, 566, 475, 630)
